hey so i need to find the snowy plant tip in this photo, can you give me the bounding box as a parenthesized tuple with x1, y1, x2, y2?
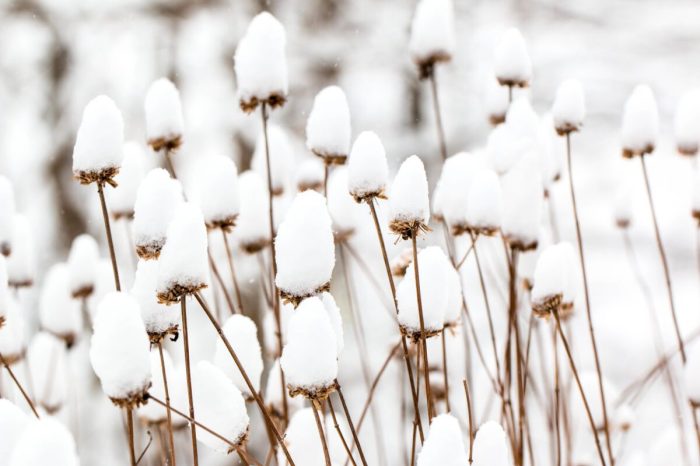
(10, 417, 79, 466)
(389, 155, 431, 239)
(531, 244, 564, 317)
(67, 234, 100, 298)
(348, 131, 388, 202)
(621, 84, 659, 158)
(674, 88, 700, 156)
(409, 0, 455, 78)
(214, 314, 264, 399)
(193, 155, 240, 230)
(72, 95, 124, 186)
(306, 85, 352, 163)
(417, 413, 468, 466)
(234, 11, 288, 113)
(144, 77, 184, 152)
(552, 79, 585, 135)
(494, 27, 532, 88)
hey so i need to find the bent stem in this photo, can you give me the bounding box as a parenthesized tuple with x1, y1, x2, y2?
(126, 408, 137, 466)
(312, 400, 332, 466)
(462, 379, 474, 464)
(565, 133, 614, 465)
(335, 381, 369, 466)
(221, 229, 245, 314)
(639, 154, 686, 363)
(180, 298, 199, 466)
(157, 342, 177, 466)
(97, 182, 121, 291)
(0, 354, 39, 418)
(327, 396, 358, 466)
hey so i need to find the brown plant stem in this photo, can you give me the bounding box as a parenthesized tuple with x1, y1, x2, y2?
(410, 340, 423, 466)
(126, 408, 137, 466)
(691, 402, 700, 462)
(428, 69, 448, 161)
(463, 379, 474, 464)
(0, 354, 39, 418)
(193, 291, 296, 466)
(441, 330, 451, 412)
(565, 133, 614, 465)
(97, 181, 121, 291)
(221, 229, 245, 314)
(639, 154, 686, 364)
(553, 324, 561, 466)
(157, 342, 177, 466)
(207, 251, 236, 315)
(327, 396, 359, 466)
(335, 381, 369, 466)
(455, 243, 475, 270)
(312, 400, 332, 466)
(180, 298, 199, 466)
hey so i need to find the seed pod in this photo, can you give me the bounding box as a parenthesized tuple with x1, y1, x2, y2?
(296, 158, 325, 192)
(192, 155, 240, 230)
(347, 131, 388, 202)
(466, 169, 502, 236)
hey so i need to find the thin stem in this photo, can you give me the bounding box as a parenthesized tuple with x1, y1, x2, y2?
(312, 400, 332, 466)
(335, 381, 369, 466)
(639, 154, 686, 363)
(180, 298, 199, 466)
(0, 354, 39, 418)
(462, 379, 474, 464)
(193, 291, 296, 466)
(691, 402, 700, 463)
(327, 397, 359, 466)
(428, 69, 448, 160)
(221, 229, 245, 314)
(126, 408, 137, 466)
(455, 243, 475, 270)
(354, 342, 399, 433)
(323, 162, 329, 197)
(566, 133, 615, 464)
(553, 323, 561, 466)
(207, 251, 236, 315)
(97, 182, 121, 291)
(441, 330, 451, 412)
(157, 342, 177, 466)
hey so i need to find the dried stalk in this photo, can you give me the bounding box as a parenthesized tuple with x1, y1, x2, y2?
(312, 400, 332, 466)
(462, 379, 474, 464)
(180, 298, 199, 466)
(327, 396, 358, 466)
(126, 408, 137, 466)
(97, 181, 121, 291)
(157, 342, 177, 466)
(0, 353, 39, 418)
(221, 229, 245, 314)
(428, 68, 448, 161)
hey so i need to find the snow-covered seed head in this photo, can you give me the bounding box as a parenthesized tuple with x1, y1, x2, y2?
(531, 244, 565, 318)
(193, 361, 250, 452)
(389, 155, 430, 239)
(89, 291, 152, 407)
(214, 314, 264, 400)
(156, 203, 209, 304)
(347, 131, 389, 202)
(39, 263, 82, 348)
(556, 242, 578, 319)
(397, 246, 449, 340)
(131, 260, 180, 342)
(472, 421, 510, 466)
(327, 167, 365, 241)
(320, 292, 344, 357)
(72, 95, 124, 186)
(485, 75, 510, 125)
(9, 417, 79, 466)
(265, 359, 305, 419)
(252, 124, 292, 196)
(466, 169, 502, 236)
(109, 142, 146, 220)
(306, 86, 352, 164)
(67, 234, 100, 298)
(417, 413, 468, 466)
(7, 215, 35, 289)
(438, 152, 485, 235)
(280, 296, 338, 400)
(296, 158, 325, 192)
(409, 0, 455, 79)
(138, 349, 175, 424)
(133, 168, 185, 260)
(234, 12, 288, 113)
(0, 257, 8, 328)
(674, 89, 700, 156)
(193, 155, 240, 230)
(144, 78, 184, 152)
(27, 332, 68, 414)
(501, 155, 543, 251)
(235, 171, 271, 253)
(685, 344, 700, 407)
(552, 79, 585, 135)
(0, 176, 15, 256)
(494, 28, 532, 89)
(274, 190, 335, 306)
(0, 399, 30, 459)
(621, 85, 659, 158)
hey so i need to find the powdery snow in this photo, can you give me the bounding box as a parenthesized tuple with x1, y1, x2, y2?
(0, 297, 25, 359)
(531, 243, 565, 310)
(213, 314, 264, 398)
(144, 78, 184, 144)
(347, 131, 388, 200)
(417, 413, 468, 466)
(466, 168, 502, 233)
(409, 0, 455, 66)
(6, 215, 35, 287)
(0, 176, 15, 254)
(192, 155, 240, 228)
(389, 155, 430, 226)
(27, 332, 68, 413)
(621, 85, 659, 156)
(437, 152, 485, 232)
(9, 418, 79, 466)
(67, 234, 100, 297)
(501, 154, 543, 250)
(493, 28, 532, 87)
(552, 79, 586, 133)
(296, 158, 325, 192)
(673, 88, 700, 155)
(320, 291, 345, 357)
(484, 75, 510, 124)
(472, 420, 510, 466)
(131, 259, 180, 336)
(327, 167, 365, 236)
(72, 95, 124, 176)
(443, 260, 463, 325)
(306, 86, 352, 159)
(39, 263, 82, 344)
(234, 170, 270, 251)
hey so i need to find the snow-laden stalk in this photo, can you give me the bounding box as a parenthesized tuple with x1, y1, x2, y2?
(0, 353, 39, 418)
(180, 298, 199, 466)
(157, 342, 177, 466)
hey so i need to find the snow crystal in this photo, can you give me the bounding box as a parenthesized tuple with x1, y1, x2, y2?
(27, 332, 68, 413)
(131, 260, 180, 336)
(108, 141, 146, 218)
(39, 263, 82, 345)
(621, 85, 659, 157)
(67, 234, 100, 298)
(466, 168, 502, 233)
(9, 418, 79, 466)
(72, 95, 124, 177)
(674, 88, 700, 155)
(0, 176, 15, 255)
(409, 0, 455, 67)
(144, 78, 184, 146)
(213, 314, 263, 398)
(234, 170, 270, 252)
(192, 155, 240, 228)
(552, 79, 585, 134)
(389, 155, 430, 228)
(493, 28, 532, 87)
(472, 421, 509, 466)
(306, 86, 352, 161)
(417, 413, 468, 466)
(347, 131, 388, 201)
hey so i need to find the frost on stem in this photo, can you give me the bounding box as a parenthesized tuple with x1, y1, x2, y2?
(252, 124, 292, 196)
(472, 421, 510, 466)
(494, 27, 532, 89)
(72, 95, 124, 187)
(7, 215, 35, 288)
(436, 152, 485, 235)
(109, 142, 146, 220)
(621, 85, 659, 158)
(213, 314, 264, 401)
(0, 256, 8, 328)
(133, 168, 185, 260)
(674, 88, 700, 156)
(0, 399, 29, 458)
(234, 11, 288, 113)
(466, 168, 502, 236)
(327, 167, 366, 241)
(296, 158, 325, 192)
(347, 131, 388, 202)
(0, 297, 25, 365)
(138, 348, 176, 424)
(192, 155, 240, 230)
(685, 344, 700, 407)
(156, 203, 209, 304)
(144, 78, 184, 152)
(484, 74, 510, 125)
(89, 291, 152, 408)
(39, 263, 82, 348)
(27, 332, 68, 414)
(274, 190, 335, 306)
(306, 85, 352, 165)
(192, 361, 250, 453)
(67, 234, 100, 299)
(280, 296, 338, 400)
(417, 413, 468, 466)
(0, 176, 15, 256)
(389, 155, 430, 239)
(131, 260, 180, 343)
(409, 0, 455, 79)
(501, 154, 543, 252)
(397, 246, 449, 340)
(235, 171, 271, 253)
(9, 417, 79, 466)
(552, 79, 585, 135)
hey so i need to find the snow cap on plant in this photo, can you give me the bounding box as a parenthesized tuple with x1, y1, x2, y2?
(438, 152, 486, 235)
(487, 98, 539, 175)
(7, 215, 35, 288)
(27, 332, 68, 414)
(252, 124, 292, 196)
(0, 399, 29, 459)
(0, 297, 25, 364)
(138, 348, 175, 424)
(67, 234, 100, 298)
(614, 180, 635, 229)
(156, 203, 209, 304)
(485, 74, 510, 125)
(133, 168, 185, 259)
(674, 88, 700, 156)
(144, 78, 184, 152)
(89, 291, 151, 407)
(0, 257, 8, 328)
(552, 79, 585, 135)
(296, 158, 325, 192)
(320, 291, 344, 357)
(417, 413, 468, 466)
(466, 168, 502, 235)
(397, 246, 449, 340)
(131, 260, 180, 342)
(472, 421, 510, 466)
(685, 343, 700, 406)
(556, 242, 578, 318)
(0, 176, 15, 256)
(234, 12, 288, 113)
(280, 296, 338, 400)
(72, 95, 124, 186)
(389, 155, 430, 239)
(621, 85, 659, 158)
(193, 361, 250, 452)
(109, 142, 146, 220)
(348, 131, 389, 202)
(494, 28, 532, 89)
(265, 359, 305, 419)
(9, 417, 79, 466)
(39, 263, 82, 348)
(306, 85, 352, 165)
(235, 171, 270, 253)
(193, 155, 240, 230)
(409, 0, 455, 79)
(501, 154, 542, 251)
(327, 167, 365, 241)
(531, 243, 565, 317)
(274, 190, 335, 306)
(213, 314, 264, 400)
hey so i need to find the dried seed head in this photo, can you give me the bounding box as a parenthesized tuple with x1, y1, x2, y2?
(131, 260, 180, 341)
(67, 234, 100, 299)
(552, 79, 585, 135)
(144, 78, 184, 152)
(466, 168, 502, 236)
(501, 154, 543, 251)
(347, 131, 388, 202)
(409, 0, 455, 79)
(192, 155, 240, 230)
(306, 86, 352, 164)
(494, 28, 532, 89)
(6, 215, 33, 289)
(296, 158, 325, 193)
(621, 85, 659, 158)
(436, 152, 485, 235)
(484, 74, 509, 126)
(235, 171, 271, 253)
(389, 155, 430, 239)
(391, 247, 415, 277)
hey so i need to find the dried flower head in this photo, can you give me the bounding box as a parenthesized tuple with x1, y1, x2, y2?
(389, 155, 431, 239)
(391, 247, 415, 277)
(131, 260, 180, 343)
(39, 263, 82, 348)
(501, 154, 543, 251)
(67, 234, 100, 299)
(409, 0, 455, 79)
(296, 158, 325, 192)
(621, 85, 659, 158)
(192, 155, 240, 230)
(552, 79, 585, 135)
(306, 86, 352, 165)
(417, 413, 468, 466)
(494, 28, 532, 89)
(347, 131, 389, 202)
(6, 215, 35, 288)
(144, 78, 184, 152)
